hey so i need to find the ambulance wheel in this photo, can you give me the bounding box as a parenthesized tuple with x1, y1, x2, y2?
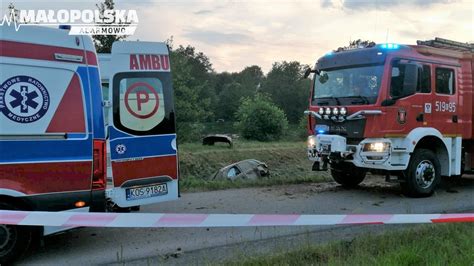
(401, 149, 441, 197)
(330, 163, 366, 188)
(0, 202, 34, 265)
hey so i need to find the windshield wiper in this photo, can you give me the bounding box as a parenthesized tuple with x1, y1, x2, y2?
(317, 97, 341, 106)
(347, 95, 370, 105)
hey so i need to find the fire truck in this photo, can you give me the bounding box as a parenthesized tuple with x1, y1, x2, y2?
(305, 38, 473, 197)
(0, 25, 178, 263)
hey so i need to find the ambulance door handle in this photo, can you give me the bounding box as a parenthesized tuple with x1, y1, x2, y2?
(54, 53, 84, 63)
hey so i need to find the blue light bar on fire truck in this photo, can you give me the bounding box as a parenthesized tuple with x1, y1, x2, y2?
(380, 43, 400, 49)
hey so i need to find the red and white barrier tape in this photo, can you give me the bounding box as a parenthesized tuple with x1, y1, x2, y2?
(0, 210, 473, 228)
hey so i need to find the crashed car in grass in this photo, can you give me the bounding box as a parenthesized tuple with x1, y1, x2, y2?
(211, 159, 270, 181)
(202, 134, 233, 147)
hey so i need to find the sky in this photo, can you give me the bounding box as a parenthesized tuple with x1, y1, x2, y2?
(3, 0, 474, 73)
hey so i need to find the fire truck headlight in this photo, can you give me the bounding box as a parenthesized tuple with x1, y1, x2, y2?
(340, 107, 347, 115)
(307, 136, 317, 148)
(332, 107, 339, 115)
(363, 142, 390, 153)
(325, 108, 331, 115)
(318, 108, 325, 115)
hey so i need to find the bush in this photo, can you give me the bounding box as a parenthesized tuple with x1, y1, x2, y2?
(176, 122, 205, 143)
(235, 95, 288, 141)
(298, 115, 310, 139)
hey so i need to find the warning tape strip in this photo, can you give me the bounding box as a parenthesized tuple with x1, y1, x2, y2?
(0, 211, 473, 228)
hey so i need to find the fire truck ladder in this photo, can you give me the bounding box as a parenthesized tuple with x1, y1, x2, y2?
(417, 37, 474, 53)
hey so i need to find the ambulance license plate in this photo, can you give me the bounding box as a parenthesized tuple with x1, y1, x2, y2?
(126, 183, 168, 201)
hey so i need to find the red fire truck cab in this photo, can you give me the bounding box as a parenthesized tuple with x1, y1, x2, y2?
(305, 38, 473, 197)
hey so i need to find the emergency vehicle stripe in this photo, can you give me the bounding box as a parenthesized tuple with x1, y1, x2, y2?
(0, 161, 92, 194)
(110, 134, 176, 160)
(87, 66, 106, 139)
(76, 67, 94, 133)
(0, 40, 97, 66)
(0, 137, 92, 163)
(111, 155, 178, 187)
(46, 74, 86, 133)
(1, 211, 472, 227)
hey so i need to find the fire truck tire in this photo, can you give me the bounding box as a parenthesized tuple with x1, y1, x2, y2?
(330, 163, 366, 187)
(0, 202, 34, 265)
(401, 149, 441, 197)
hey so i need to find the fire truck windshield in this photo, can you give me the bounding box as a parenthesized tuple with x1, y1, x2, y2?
(313, 64, 384, 106)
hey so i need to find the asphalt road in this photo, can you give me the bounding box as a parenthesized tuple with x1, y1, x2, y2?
(19, 175, 474, 265)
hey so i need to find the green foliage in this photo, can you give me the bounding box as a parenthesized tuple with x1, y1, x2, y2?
(235, 95, 288, 141)
(176, 122, 205, 143)
(299, 115, 310, 139)
(170, 45, 216, 124)
(214, 66, 263, 120)
(261, 61, 311, 123)
(178, 140, 326, 191)
(93, 0, 129, 53)
(226, 223, 474, 265)
(216, 82, 244, 121)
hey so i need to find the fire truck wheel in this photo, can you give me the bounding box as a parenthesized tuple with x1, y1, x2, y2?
(0, 202, 34, 265)
(330, 163, 366, 187)
(402, 149, 441, 197)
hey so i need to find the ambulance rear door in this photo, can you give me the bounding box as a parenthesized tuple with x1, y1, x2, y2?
(106, 41, 178, 208)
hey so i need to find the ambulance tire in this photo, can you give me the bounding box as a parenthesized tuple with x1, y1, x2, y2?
(0, 202, 34, 265)
(401, 149, 441, 197)
(330, 163, 366, 188)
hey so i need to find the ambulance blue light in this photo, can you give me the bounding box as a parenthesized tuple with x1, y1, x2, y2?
(325, 51, 334, 56)
(317, 129, 326, 134)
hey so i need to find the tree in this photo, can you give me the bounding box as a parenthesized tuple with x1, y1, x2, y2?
(169, 45, 216, 123)
(260, 61, 310, 123)
(235, 94, 288, 141)
(7, 3, 19, 22)
(216, 82, 244, 121)
(236, 65, 263, 97)
(93, 0, 129, 53)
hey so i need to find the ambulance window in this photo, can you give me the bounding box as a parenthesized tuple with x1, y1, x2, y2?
(435, 68, 455, 95)
(116, 77, 165, 132)
(418, 65, 431, 93)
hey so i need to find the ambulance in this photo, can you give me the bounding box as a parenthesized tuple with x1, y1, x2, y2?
(0, 24, 179, 263)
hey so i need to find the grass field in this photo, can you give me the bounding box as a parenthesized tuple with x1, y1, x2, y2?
(178, 140, 329, 191)
(224, 223, 474, 265)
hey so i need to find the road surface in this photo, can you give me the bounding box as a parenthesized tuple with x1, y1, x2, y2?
(19, 175, 474, 265)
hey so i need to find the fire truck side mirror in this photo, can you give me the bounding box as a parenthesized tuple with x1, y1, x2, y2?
(303, 68, 320, 79)
(304, 68, 311, 79)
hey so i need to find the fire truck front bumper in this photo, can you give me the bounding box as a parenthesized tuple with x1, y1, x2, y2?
(307, 135, 410, 171)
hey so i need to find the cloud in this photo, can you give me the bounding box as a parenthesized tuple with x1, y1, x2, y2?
(321, 0, 456, 10)
(194, 9, 213, 15)
(320, 0, 334, 8)
(183, 29, 254, 45)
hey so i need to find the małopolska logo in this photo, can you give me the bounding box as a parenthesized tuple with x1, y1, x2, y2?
(0, 76, 50, 123)
(1, 9, 138, 36)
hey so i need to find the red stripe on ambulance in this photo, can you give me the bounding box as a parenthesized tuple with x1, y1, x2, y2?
(129, 54, 170, 70)
(47, 74, 86, 133)
(0, 161, 92, 194)
(0, 40, 97, 66)
(111, 155, 177, 187)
